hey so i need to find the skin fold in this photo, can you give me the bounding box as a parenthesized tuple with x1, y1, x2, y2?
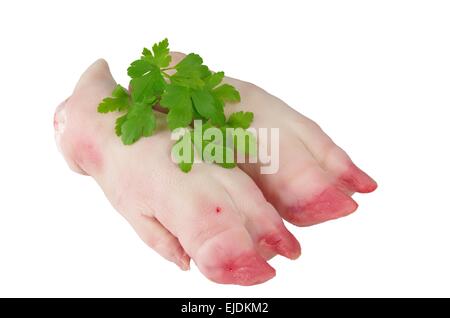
(54, 55, 376, 285)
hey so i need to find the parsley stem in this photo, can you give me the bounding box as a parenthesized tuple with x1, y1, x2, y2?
(153, 104, 168, 114)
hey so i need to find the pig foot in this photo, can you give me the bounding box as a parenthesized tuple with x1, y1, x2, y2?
(54, 59, 300, 285)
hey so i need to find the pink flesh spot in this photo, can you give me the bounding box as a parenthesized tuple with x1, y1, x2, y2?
(216, 251, 276, 286)
(339, 163, 378, 193)
(215, 206, 222, 213)
(287, 186, 358, 226)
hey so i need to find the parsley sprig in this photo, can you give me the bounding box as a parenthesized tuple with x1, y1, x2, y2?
(98, 39, 255, 172)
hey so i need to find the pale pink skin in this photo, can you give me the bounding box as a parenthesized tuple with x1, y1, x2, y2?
(54, 55, 376, 285)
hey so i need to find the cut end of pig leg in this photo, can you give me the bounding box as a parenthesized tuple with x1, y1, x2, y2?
(286, 186, 358, 226)
(54, 99, 68, 143)
(338, 163, 378, 193)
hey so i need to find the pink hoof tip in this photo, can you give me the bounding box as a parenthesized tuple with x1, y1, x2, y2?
(339, 163, 378, 193)
(215, 252, 276, 286)
(260, 231, 301, 260)
(287, 187, 358, 226)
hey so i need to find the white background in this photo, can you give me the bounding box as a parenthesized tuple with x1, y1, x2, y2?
(0, 0, 449, 297)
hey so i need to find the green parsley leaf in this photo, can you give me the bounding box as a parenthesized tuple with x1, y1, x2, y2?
(171, 53, 211, 88)
(120, 102, 156, 145)
(215, 146, 237, 169)
(98, 85, 130, 113)
(171, 133, 195, 173)
(97, 38, 252, 172)
(127, 59, 153, 78)
(227, 111, 253, 129)
(141, 38, 172, 68)
(213, 84, 241, 103)
(205, 71, 225, 89)
(160, 84, 193, 130)
(191, 122, 236, 168)
(191, 88, 226, 126)
(129, 66, 165, 103)
(192, 105, 204, 120)
(175, 54, 210, 77)
(115, 113, 127, 136)
(202, 138, 236, 169)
